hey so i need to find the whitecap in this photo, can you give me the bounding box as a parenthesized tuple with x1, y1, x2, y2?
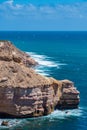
(27, 52, 58, 67)
(26, 52, 67, 76)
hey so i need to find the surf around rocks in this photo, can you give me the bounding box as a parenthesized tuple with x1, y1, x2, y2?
(0, 41, 80, 118)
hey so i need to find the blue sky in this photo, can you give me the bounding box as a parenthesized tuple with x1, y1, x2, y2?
(0, 0, 87, 31)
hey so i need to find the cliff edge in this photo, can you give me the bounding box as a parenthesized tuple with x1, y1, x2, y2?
(0, 41, 80, 118)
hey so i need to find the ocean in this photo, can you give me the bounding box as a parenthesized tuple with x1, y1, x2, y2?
(0, 31, 87, 130)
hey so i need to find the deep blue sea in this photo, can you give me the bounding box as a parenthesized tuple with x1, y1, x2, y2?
(0, 31, 87, 130)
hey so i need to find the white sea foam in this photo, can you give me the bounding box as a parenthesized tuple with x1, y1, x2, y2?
(27, 52, 59, 67)
(47, 108, 83, 120)
(27, 52, 66, 76)
(0, 119, 21, 129)
(0, 52, 82, 129)
(0, 118, 28, 129)
(0, 107, 84, 129)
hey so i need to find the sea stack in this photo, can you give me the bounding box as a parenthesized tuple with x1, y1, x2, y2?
(0, 41, 80, 118)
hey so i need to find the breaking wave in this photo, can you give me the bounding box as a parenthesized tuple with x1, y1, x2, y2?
(0, 52, 84, 129)
(27, 52, 67, 76)
(0, 107, 84, 129)
(46, 107, 83, 120)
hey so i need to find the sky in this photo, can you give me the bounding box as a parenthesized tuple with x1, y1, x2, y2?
(0, 0, 87, 31)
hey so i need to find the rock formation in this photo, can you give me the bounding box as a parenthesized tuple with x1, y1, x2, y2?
(0, 41, 80, 118)
(0, 40, 37, 67)
(1, 121, 9, 126)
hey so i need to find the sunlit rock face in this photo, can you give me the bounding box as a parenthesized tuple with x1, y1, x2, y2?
(0, 41, 37, 67)
(0, 41, 80, 118)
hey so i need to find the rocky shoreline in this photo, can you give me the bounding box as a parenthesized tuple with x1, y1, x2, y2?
(0, 41, 80, 118)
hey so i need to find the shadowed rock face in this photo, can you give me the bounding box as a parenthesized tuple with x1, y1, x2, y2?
(0, 41, 80, 118)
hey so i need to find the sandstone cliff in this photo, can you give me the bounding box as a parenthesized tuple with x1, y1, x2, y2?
(0, 41, 80, 118)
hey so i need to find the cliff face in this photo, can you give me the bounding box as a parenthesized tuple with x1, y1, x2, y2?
(56, 80, 80, 109)
(0, 41, 80, 118)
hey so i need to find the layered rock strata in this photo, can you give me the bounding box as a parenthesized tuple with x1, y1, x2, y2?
(0, 41, 80, 118)
(56, 80, 80, 109)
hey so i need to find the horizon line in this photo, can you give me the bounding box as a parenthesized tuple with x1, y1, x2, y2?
(0, 30, 87, 32)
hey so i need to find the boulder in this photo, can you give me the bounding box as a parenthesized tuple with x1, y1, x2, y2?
(0, 41, 80, 118)
(1, 121, 9, 126)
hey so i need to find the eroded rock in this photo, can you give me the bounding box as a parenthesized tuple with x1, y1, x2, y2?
(0, 41, 37, 67)
(0, 41, 80, 118)
(1, 121, 9, 126)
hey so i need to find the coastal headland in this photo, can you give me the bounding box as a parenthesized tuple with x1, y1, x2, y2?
(0, 41, 80, 118)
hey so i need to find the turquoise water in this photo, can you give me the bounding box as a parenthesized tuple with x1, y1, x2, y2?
(0, 31, 87, 130)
